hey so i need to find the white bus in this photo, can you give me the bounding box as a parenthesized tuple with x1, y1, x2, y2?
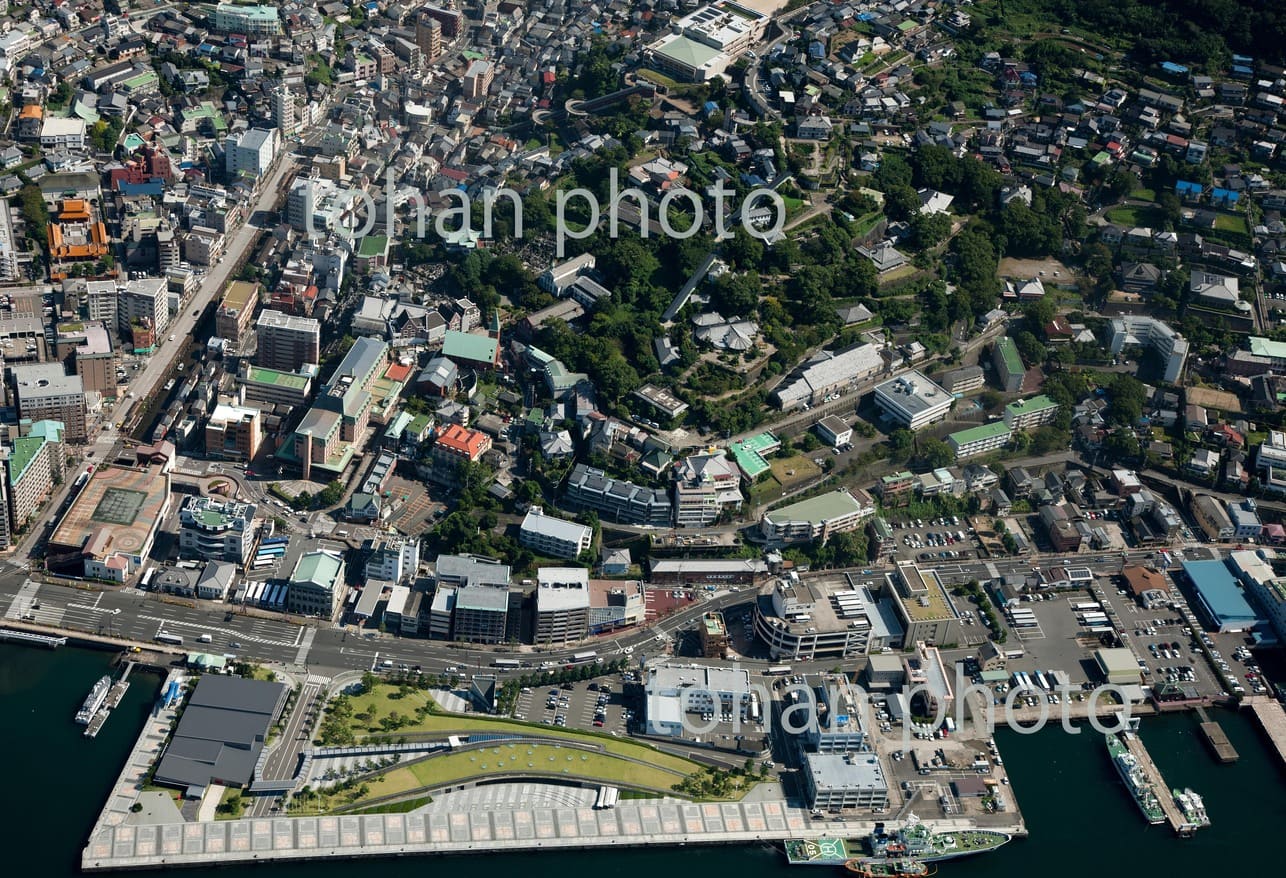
(571, 651, 598, 663)
(765, 665, 793, 676)
(493, 659, 521, 669)
(156, 632, 184, 645)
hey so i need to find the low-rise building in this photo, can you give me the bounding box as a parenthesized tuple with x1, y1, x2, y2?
(519, 506, 593, 560)
(1192, 493, 1235, 542)
(815, 415, 852, 448)
(884, 561, 962, 646)
(753, 573, 897, 659)
(760, 489, 875, 545)
(673, 452, 742, 528)
(946, 421, 1012, 460)
(1003, 395, 1060, 430)
(564, 464, 672, 527)
(286, 550, 345, 620)
(872, 372, 953, 430)
(644, 663, 755, 738)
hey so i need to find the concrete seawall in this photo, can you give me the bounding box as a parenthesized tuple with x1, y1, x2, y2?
(82, 803, 1026, 871)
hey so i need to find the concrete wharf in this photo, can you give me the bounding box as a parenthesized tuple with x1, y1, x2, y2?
(1121, 732, 1197, 837)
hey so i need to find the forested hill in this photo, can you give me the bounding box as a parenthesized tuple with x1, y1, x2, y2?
(1003, 0, 1286, 69)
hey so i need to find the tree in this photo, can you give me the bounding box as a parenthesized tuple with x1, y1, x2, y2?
(918, 438, 955, 470)
(709, 271, 762, 317)
(1014, 331, 1045, 367)
(1103, 429, 1141, 462)
(910, 211, 952, 250)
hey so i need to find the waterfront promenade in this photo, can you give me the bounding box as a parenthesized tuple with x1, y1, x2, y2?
(81, 786, 1025, 871)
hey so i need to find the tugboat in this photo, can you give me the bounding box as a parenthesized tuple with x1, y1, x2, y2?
(843, 858, 933, 878)
(75, 676, 112, 725)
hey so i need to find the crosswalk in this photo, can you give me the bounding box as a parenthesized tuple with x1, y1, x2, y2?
(136, 613, 302, 647)
(3, 580, 40, 620)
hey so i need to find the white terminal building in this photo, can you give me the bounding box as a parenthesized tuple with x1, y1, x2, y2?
(872, 371, 953, 430)
(643, 663, 755, 738)
(753, 572, 902, 660)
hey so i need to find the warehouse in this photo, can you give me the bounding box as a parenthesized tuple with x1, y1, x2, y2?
(1180, 559, 1262, 632)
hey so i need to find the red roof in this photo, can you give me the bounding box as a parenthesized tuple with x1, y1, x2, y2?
(384, 362, 413, 383)
(436, 424, 490, 460)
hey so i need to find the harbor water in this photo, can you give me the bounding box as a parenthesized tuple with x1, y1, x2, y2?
(4, 642, 1285, 877)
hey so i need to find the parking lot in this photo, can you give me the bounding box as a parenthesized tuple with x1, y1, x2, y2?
(512, 676, 633, 736)
(886, 514, 982, 563)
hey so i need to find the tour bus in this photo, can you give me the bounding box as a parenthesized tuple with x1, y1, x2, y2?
(571, 651, 599, 663)
(493, 658, 521, 669)
(156, 632, 184, 645)
(765, 665, 793, 676)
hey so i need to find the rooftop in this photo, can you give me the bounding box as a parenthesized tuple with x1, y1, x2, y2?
(995, 336, 1024, 375)
(873, 371, 951, 417)
(536, 567, 591, 612)
(49, 463, 169, 560)
(220, 280, 258, 313)
(764, 489, 868, 526)
(245, 367, 310, 390)
(948, 420, 1013, 445)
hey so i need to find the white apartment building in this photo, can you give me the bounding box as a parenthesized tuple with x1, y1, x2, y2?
(673, 452, 742, 527)
(1108, 316, 1189, 383)
(365, 536, 421, 583)
(225, 127, 280, 178)
(118, 277, 169, 335)
(519, 507, 593, 560)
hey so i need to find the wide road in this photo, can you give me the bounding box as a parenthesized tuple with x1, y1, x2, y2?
(0, 546, 1182, 676)
(112, 154, 299, 436)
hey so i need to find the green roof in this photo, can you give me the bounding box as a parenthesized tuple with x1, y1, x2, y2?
(1250, 337, 1286, 359)
(1005, 395, 1059, 418)
(357, 235, 389, 257)
(654, 34, 723, 70)
(247, 366, 309, 389)
(443, 330, 499, 364)
(28, 420, 64, 444)
(7, 435, 46, 487)
(766, 490, 867, 525)
(292, 551, 343, 589)
(729, 432, 780, 480)
(995, 336, 1024, 375)
(407, 414, 432, 436)
(948, 421, 1013, 446)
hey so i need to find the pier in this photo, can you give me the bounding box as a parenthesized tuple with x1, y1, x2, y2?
(0, 627, 66, 648)
(1195, 708, 1239, 763)
(85, 664, 134, 739)
(1120, 731, 1195, 836)
(1244, 697, 1286, 768)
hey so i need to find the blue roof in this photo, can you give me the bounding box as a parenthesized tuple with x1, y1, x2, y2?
(1175, 180, 1203, 194)
(1211, 188, 1240, 203)
(1160, 61, 1189, 74)
(1233, 54, 1254, 65)
(1182, 560, 1260, 628)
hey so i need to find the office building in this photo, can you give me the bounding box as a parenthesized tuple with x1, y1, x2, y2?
(815, 416, 852, 449)
(239, 366, 312, 408)
(215, 281, 259, 347)
(272, 87, 300, 136)
(286, 550, 346, 619)
(384, 585, 422, 637)
(519, 506, 593, 560)
(644, 663, 755, 737)
(255, 309, 321, 372)
(873, 371, 953, 430)
(9, 363, 86, 442)
(225, 127, 279, 179)
(418, 4, 461, 39)
(802, 751, 889, 811)
(589, 579, 644, 633)
(534, 567, 590, 645)
(699, 612, 729, 658)
(57, 321, 115, 398)
(365, 536, 420, 583)
(452, 584, 510, 644)
(760, 489, 875, 545)
(753, 573, 895, 659)
(205, 404, 262, 461)
(178, 496, 257, 564)
(884, 561, 963, 646)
